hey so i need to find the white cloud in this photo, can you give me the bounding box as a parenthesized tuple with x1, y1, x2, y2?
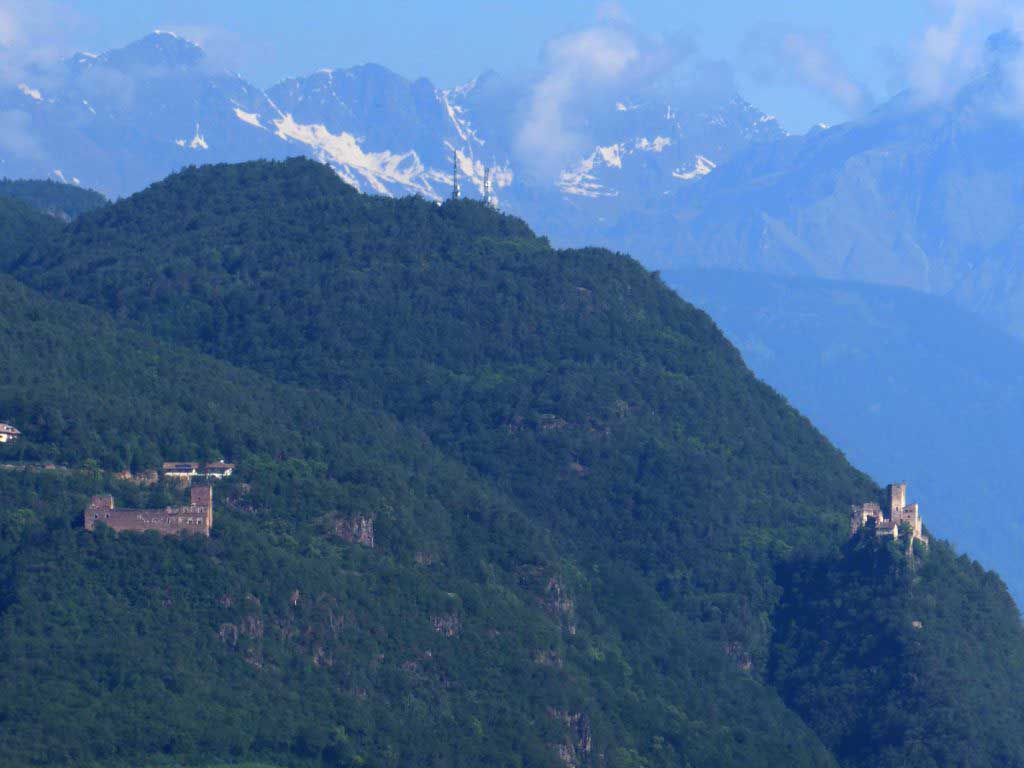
(517, 26, 636, 171)
(743, 24, 875, 116)
(908, 0, 1024, 109)
(0, 1, 82, 88)
(910, 0, 1004, 99)
(516, 22, 694, 176)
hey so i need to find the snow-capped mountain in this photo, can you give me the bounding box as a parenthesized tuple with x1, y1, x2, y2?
(0, 31, 780, 230)
(550, 98, 776, 199)
(263, 63, 508, 200)
(0, 32, 289, 194)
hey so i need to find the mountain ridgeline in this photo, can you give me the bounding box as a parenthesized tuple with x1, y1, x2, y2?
(0, 158, 1022, 768)
(0, 178, 107, 220)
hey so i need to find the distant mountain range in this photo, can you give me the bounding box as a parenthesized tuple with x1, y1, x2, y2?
(0, 30, 782, 246)
(9, 31, 1024, 339)
(647, 64, 1024, 338)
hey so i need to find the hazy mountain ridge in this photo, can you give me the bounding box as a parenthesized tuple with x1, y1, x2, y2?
(644, 38, 1024, 338)
(0, 178, 106, 220)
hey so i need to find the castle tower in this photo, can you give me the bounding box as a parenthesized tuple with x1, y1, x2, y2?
(190, 485, 213, 534)
(851, 484, 928, 548)
(84, 494, 114, 531)
(887, 483, 907, 515)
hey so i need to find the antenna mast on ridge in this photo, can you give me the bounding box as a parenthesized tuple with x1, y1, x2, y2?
(482, 167, 492, 208)
(451, 149, 460, 200)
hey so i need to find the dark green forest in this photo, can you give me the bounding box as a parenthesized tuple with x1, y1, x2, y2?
(0, 158, 1021, 768)
(771, 532, 1024, 768)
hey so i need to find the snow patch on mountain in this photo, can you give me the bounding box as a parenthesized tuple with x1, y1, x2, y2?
(234, 108, 263, 129)
(441, 81, 484, 146)
(51, 170, 79, 184)
(273, 112, 444, 197)
(559, 167, 614, 198)
(635, 136, 672, 152)
(17, 84, 42, 101)
(597, 144, 623, 169)
(190, 125, 208, 150)
(673, 154, 716, 181)
(559, 147, 623, 198)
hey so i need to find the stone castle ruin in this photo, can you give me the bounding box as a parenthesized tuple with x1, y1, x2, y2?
(851, 482, 928, 547)
(85, 485, 213, 536)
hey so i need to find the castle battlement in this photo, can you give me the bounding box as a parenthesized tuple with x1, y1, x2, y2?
(85, 485, 213, 536)
(851, 483, 928, 547)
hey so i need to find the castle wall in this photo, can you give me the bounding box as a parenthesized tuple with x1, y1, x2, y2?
(84, 487, 213, 536)
(852, 484, 926, 547)
(850, 502, 883, 534)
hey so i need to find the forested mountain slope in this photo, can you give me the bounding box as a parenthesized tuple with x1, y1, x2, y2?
(1, 158, 1023, 768)
(10, 158, 875, 654)
(771, 533, 1024, 768)
(1, 275, 832, 767)
(0, 196, 64, 257)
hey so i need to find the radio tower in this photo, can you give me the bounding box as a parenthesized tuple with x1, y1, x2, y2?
(451, 149, 460, 200)
(482, 167, 492, 208)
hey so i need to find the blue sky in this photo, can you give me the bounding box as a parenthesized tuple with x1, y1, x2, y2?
(22, 0, 981, 131)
